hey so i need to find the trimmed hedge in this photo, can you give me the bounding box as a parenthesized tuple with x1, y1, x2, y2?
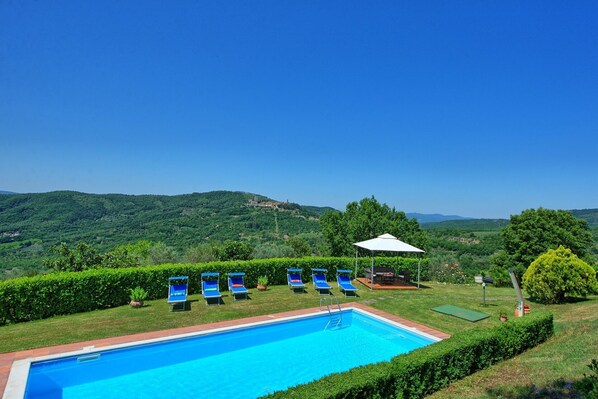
(264, 312, 554, 399)
(0, 257, 427, 325)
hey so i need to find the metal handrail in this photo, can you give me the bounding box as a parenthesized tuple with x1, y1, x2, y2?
(320, 294, 342, 328)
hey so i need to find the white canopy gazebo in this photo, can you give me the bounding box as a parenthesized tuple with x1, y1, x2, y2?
(353, 233, 425, 289)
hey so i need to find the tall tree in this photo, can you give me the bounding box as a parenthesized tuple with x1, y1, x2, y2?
(214, 240, 253, 261)
(320, 210, 350, 256)
(288, 236, 313, 257)
(501, 208, 593, 276)
(320, 197, 428, 256)
(44, 242, 103, 272)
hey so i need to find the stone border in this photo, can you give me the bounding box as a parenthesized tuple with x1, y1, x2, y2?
(1, 303, 450, 398)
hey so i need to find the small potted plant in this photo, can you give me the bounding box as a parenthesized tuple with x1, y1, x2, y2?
(499, 313, 508, 322)
(257, 276, 268, 291)
(129, 287, 148, 308)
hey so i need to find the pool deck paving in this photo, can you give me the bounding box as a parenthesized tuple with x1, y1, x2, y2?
(0, 302, 450, 396)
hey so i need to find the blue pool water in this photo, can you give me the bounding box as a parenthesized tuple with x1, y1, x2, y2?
(25, 310, 436, 398)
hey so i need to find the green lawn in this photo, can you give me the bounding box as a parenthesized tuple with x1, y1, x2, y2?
(1, 283, 596, 398)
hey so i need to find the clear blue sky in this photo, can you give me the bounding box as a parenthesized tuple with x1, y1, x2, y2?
(1, 1, 597, 218)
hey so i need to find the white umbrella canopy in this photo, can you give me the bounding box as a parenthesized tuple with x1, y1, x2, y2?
(353, 233, 425, 289)
(354, 233, 425, 253)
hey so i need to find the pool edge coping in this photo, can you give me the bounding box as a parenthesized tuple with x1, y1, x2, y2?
(2, 303, 450, 399)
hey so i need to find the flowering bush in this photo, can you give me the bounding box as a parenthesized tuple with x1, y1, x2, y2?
(429, 262, 468, 284)
(522, 246, 598, 304)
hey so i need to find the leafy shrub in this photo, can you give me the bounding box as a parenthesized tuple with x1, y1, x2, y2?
(43, 241, 151, 271)
(102, 247, 141, 268)
(265, 312, 553, 399)
(0, 257, 427, 324)
(502, 208, 594, 277)
(522, 246, 598, 304)
(488, 250, 514, 287)
(253, 243, 295, 259)
(183, 244, 216, 263)
(44, 242, 104, 272)
(287, 236, 313, 257)
(501, 208, 593, 279)
(257, 276, 269, 286)
(213, 240, 253, 261)
(147, 243, 179, 264)
(428, 262, 467, 284)
(576, 359, 598, 398)
(129, 286, 148, 302)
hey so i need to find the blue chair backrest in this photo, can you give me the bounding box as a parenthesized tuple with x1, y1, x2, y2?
(229, 276, 244, 286)
(314, 273, 326, 282)
(203, 280, 219, 292)
(170, 284, 187, 294)
(288, 273, 302, 282)
(338, 275, 351, 284)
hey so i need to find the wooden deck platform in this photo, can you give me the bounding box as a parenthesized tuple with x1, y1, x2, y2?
(355, 277, 418, 290)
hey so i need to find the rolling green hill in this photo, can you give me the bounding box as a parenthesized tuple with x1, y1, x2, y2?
(423, 210, 598, 230)
(421, 210, 598, 276)
(1, 190, 595, 279)
(422, 218, 509, 231)
(570, 209, 598, 228)
(0, 191, 324, 275)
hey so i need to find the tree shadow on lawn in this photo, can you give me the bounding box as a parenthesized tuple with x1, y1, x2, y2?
(165, 299, 197, 311)
(485, 378, 591, 399)
(561, 297, 593, 304)
(413, 283, 433, 289)
(524, 296, 592, 305)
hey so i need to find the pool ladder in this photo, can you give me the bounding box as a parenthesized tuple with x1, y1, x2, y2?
(320, 295, 342, 329)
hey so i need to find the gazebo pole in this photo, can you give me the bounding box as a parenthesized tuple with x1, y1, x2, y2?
(370, 251, 375, 290)
(354, 248, 358, 280)
(417, 256, 421, 288)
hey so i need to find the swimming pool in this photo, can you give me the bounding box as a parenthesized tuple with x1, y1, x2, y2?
(12, 308, 440, 399)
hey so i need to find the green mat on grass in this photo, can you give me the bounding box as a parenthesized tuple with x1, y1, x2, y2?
(432, 304, 490, 322)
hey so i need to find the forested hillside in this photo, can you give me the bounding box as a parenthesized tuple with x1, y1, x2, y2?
(570, 209, 598, 260)
(423, 219, 509, 230)
(1, 190, 596, 280)
(0, 191, 324, 276)
(571, 209, 598, 227)
(421, 212, 598, 280)
(422, 220, 506, 278)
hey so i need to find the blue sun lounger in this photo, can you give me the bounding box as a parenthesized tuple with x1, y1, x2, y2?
(201, 272, 222, 305)
(287, 268, 305, 293)
(312, 268, 331, 295)
(228, 272, 248, 301)
(337, 269, 358, 297)
(168, 276, 189, 311)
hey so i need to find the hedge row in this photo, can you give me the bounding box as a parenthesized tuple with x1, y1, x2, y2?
(0, 257, 427, 325)
(264, 311, 554, 399)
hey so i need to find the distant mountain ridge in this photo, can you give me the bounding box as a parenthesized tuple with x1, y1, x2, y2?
(420, 209, 598, 229)
(406, 212, 472, 224)
(0, 190, 594, 227)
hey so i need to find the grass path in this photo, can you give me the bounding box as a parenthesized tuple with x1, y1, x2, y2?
(1, 283, 596, 398)
(428, 296, 598, 398)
